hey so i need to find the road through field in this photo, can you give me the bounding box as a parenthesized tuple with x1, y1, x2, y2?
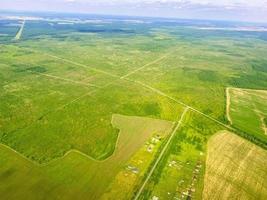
(33, 71, 100, 88)
(120, 52, 171, 79)
(134, 107, 189, 200)
(13, 20, 25, 41)
(21, 47, 120, 78)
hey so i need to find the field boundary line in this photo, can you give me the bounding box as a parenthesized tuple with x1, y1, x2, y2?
(41, 80, 117, 116)
(229, 87, 267, 136)
(0, 143, 40, 165)
(226, 87, 233, 125)
(20, 47, 120, 78)
(52, 90, 95, 112)
(32, 71, 100, 88)
(134, 107, 189, 200)
(235, 87, 267, 93)
(120, 52, 171, 79)
(252, 98, 267, 136)
(1, 135, 117, 167)
(0, 143, 101, 167)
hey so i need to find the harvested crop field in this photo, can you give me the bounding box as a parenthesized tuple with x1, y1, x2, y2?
(203, 131, 267, 200)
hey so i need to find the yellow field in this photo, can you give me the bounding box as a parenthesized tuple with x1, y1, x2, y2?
(203, 131, 267, 200)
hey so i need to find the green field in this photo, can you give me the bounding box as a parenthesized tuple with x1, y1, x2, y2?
(0, 14, 267, 199)
(228, 88, 267, 141)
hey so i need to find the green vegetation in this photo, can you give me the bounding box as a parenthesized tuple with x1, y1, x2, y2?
(0, 16, 267, 199)
(229, 88, 267, 142)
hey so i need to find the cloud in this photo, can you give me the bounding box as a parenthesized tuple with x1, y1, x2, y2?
(62, 0, 267, 7)
(1, 0, 267, 22)
(60, 0, 267, 13)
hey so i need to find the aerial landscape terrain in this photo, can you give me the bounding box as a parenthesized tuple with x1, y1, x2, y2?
(0, 9, 267, 200)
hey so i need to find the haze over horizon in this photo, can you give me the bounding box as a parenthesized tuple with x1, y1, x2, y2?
(1, 0, 267, 23)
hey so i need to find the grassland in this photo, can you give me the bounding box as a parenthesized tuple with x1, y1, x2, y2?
(203, 131, 267, 200)
(0, 114, 174, 200)
(228, 88, 267, 141)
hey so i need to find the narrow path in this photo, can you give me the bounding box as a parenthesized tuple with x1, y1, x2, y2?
(0, 143, 38, 165)
(46, 53, 120, 78)
(23, 47, 119, 78)
(13, 19, 25, 41)
(35, 79, 118, 120)
(226, 87, 233, 125)
(134, 107, 189, 200)
(260, 116, 267, 135)
(33, 71, 99, 88)
(254, 108, 267, 136)
(249, 90, 267, 136)
(120, 53, 171, 79)
(0, 143, 99, 167)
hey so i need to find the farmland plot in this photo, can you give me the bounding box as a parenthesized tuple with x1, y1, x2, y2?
(228, 88, 267, 141)
(203, 131, 267, 200)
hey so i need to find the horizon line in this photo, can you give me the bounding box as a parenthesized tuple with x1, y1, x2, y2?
(1, 9, 266, 25)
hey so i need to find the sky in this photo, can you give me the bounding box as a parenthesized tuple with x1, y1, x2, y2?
(1, 0, 267, 22)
